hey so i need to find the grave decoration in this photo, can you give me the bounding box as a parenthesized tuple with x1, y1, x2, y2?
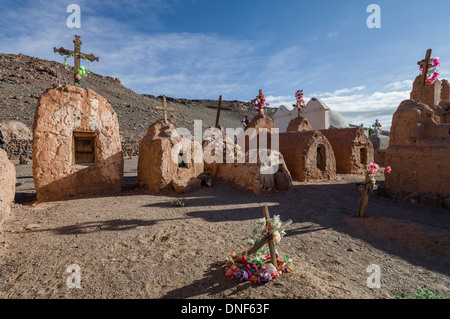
(293, 89, 306, 117)
(225, 206, 293, 285)
(372, 119, 382, 135)
(419, 55, 440, 85)
(356, 163, 391, 217)
(241, 116, 250, 129)
(54, 35, 99, 88)
(251, 89, 269, 115)
(416, 49, 440, 102)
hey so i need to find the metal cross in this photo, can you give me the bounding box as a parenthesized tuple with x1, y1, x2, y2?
(206, 95, 232, 128)
(54, 35, 99, 72)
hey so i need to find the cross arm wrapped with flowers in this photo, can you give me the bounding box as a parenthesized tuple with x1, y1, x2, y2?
(225, 206, 293, 285)
(356, 163, 391, 217)
(251, 89, 269, 115)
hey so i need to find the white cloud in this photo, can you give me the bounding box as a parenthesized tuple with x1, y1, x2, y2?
(267, 85, 410, 130)
(0, 0, 257, 99)
(327, 32, 339, 38)
(320, 86, 366, 97)
(384, 80, 413, 90)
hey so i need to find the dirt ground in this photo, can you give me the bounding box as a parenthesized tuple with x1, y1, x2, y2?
(0, 157, 449, 299)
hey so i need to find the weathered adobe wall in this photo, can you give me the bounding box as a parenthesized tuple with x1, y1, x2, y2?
(278, 130, 336, 182)
(202, 134, 293, 194)
(138, 120, 204, 194)
(0, 148, 16, 227)
(319, 127, 374, 174)
(286, 116, 313, 132)
(32, 85, 124, 202)
(385, 99, 450, 198)
(244, 113, 276, 153)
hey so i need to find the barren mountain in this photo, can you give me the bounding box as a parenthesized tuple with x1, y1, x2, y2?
(0, 53, 275, 141)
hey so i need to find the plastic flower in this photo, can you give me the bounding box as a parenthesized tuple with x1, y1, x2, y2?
(258, 270, 272, 285)
(385, 166, 392, 173)
(234, 270, 249, 282)
(433, 57, 440, 67)
(273, 231, 281, 243)
(369, 163, 380, 171)
(225, 268, 236, 278)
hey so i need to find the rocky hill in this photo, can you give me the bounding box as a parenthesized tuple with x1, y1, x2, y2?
(0, 53, 276, 141)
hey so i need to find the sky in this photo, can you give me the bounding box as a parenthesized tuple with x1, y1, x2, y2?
(1, 0, 450, 130)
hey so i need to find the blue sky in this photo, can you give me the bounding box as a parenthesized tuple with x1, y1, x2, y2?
(1, 0, 450, 130)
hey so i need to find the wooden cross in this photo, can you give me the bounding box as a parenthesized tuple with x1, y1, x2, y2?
(356, 172, 378, 217)
(417, 49, 433, 103)
(154, 95, 176, 125)
(206, 95, 232, 128)
(246, 206, 292, 268)
(54, 35, 99, 72)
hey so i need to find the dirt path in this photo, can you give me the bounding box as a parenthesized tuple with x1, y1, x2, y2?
(1, 158, 449, 299)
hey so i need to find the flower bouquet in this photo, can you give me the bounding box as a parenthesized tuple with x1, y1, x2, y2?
(225, 215, 293, 285)
(251, 90, 269, 114)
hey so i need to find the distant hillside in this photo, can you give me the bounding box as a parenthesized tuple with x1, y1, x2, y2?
(0, 53, 275, 141)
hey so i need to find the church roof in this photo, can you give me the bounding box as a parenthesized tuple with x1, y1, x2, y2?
(305, 97, 330, 111)
(329, 110, 350, 128)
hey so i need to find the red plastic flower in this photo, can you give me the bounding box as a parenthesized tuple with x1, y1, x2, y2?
(385, 166, 391, 173)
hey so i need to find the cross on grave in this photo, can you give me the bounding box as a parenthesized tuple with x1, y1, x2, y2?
(356, 171, 378, 217)
(154, 95, 176, 125)
(54, 35, 99, 72)
(417, 48, 433, 103)
(206, 95, 232, 128)
(246, 206, 292, 268)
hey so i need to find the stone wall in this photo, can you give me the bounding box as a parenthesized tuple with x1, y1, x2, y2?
(3, 139, 32, 161)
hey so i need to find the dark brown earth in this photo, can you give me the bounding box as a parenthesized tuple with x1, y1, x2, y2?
(0, 158, 449, 299)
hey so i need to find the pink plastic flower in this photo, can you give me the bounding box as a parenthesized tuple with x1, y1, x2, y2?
(225, 268, 236, 278)
(433, 57, 440, 67)
(385, 166, 392, 173)
(369, 163, 379, 171)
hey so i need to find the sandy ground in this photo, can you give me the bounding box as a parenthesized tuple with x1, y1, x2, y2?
(0, 157, 449, 299)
